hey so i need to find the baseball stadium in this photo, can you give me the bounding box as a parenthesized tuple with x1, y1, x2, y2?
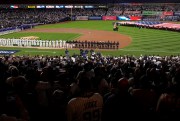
(0, 0, 180, 121)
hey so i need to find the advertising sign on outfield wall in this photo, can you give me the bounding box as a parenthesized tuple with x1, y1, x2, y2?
(142, 11, 162, 15)
(102, 16, 117, 20)
(142, 11, 156, 15)
(129, 16, 142, 20)
(46, 5, 54, 8)
(55, 5, 64, 8)
(10, 5, 18, 8)
(113, 11, 123, 14)
(117, 16, 130, 20)
(117, 16, 141, 20)
(76, 16, 88, 20)
(98, 5, 106, 8)
(124, 11, 141, 14)
(65, 5, 73, 8)
(88, 16, 102, 20)
(0, 50, 20, 55)
(74, 6, 83, 8)
(28, 6, 36, 8)
(174, 12, 180, 16)
(37, 5, 45, 8)
(84, 6, 94, 8)
(163, 11, 174, 16)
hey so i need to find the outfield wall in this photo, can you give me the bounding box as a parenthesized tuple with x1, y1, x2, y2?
(74, 16, 142, 21)
(0, 29, 21, 36)
(0, 24, 37, 35)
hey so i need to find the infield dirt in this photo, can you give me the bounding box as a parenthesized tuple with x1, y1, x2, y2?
(21, 28, 132, 49)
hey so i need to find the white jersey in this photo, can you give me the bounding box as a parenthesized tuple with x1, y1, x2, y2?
(67, 93, 103, 121)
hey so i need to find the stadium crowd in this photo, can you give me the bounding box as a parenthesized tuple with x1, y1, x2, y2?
(0, 3, 180, 29)
(0, 52, 179, 121)
(0, 9, 67, 29)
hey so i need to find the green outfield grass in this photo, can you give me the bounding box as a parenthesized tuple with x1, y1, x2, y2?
(36, 21, 113, 30)
(0, 32, 81, 40)
(0, 21, 180, 56)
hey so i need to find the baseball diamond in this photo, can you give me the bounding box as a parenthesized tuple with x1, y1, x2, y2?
(0, 3, 179, 57)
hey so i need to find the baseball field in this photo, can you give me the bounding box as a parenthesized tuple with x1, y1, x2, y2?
(0, 20, 180, 56)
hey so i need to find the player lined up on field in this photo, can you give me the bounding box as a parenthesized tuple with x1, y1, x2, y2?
(0, 39, 119, 49)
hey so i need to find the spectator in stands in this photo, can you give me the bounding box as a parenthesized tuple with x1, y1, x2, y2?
(129, 74, 159, 120)
(93, 66, 109, 96)
(102, 77, 138, 121)
(156, 68, 180, 120)
(66, 71, 103, 121)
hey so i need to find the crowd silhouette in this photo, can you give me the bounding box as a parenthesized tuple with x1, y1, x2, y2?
(0, 53, 179, 121)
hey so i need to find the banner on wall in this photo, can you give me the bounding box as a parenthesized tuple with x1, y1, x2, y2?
(174, 11, 180, 16)
(129, 16, 142, 20)
(46, 5, 54, 8)
(113, 11, 123, 14)
(76, 16, 88, 20)
(163, 11, 173, 16)
(0, 50, 20, 55)
(10, 5, 18, 8)
(28, 6, 36, 8)
(117, 16, 141, 20)
(65, 5, 73, 8)
(117, 16, 130, 20)
(88, 16, 102, 20)
(130, 3, 143, 5)
(102, 16, 117, 20)
(74, 6, 83, 8)
(37, 5, 45, 8)
(124, 11, 141, 14)
(84, 6, 94, 8)
(142, 11, 162, 15)
(55, 5, 64, 8)
(98, 5, 106, 8)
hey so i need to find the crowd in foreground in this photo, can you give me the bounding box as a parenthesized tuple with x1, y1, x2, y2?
(0, 52, 179, 121)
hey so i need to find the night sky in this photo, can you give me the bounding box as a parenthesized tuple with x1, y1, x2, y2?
(0, 0, 179, 4)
